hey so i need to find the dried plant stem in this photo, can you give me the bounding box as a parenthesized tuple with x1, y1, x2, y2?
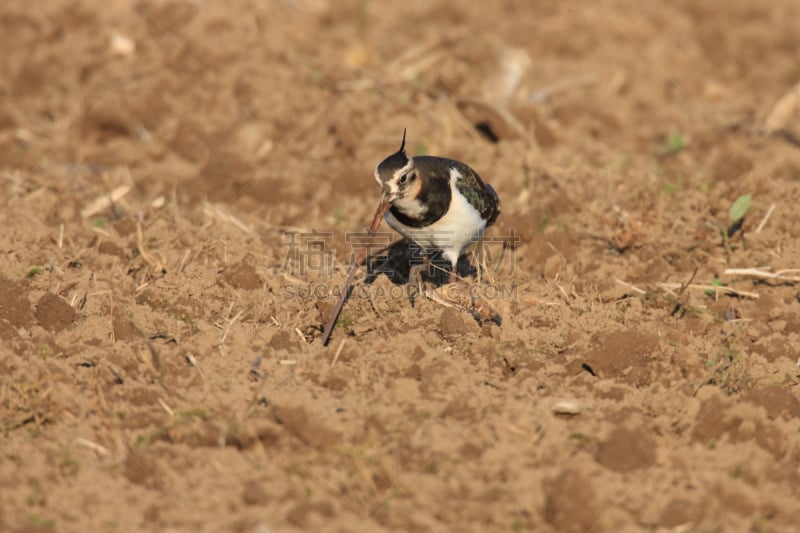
(723, 267, 800, 282)
(423, 288, 459, 309)
(614, 278, 646, 295)
(755, 203, 776, 233)
(81, 185, 131, 218)
(331, 339, 346, 366)
(321, 199, 390, 346)
(656, 282, 759, 299)
(136, 222, 166, 273)
(220, 309, 244, 345)
(74, 437, 110, 457)
(202, 202, 259, 237)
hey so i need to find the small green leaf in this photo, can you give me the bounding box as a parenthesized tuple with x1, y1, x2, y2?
(26, 266, 43, 278)
(659, 132, 685, 154)
(667, 132, 684, 151)
(728, 194, 752, 222)
(705, 276, 725, 297)
(537, 214, 551, 233)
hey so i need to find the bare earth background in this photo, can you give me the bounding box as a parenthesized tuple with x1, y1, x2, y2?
(2, 1, 800, 531)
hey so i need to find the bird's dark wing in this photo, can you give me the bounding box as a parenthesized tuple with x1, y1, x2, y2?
(412, 156, 500, 227)
(449, 160, 500, 227)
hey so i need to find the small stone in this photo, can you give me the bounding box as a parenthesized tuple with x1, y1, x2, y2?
(110, 33, 136, 56)
(552, 399, 582, 415)
(439, 307, 466, 335)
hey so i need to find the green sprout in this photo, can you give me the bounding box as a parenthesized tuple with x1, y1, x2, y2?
(723, 193, 753, 245)
(660, 132, 685, 155)
(704, 276, 725, 297)
(26, 266, 44, 278)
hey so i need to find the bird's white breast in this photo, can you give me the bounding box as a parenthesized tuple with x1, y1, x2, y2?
(385, 169, 486, 264)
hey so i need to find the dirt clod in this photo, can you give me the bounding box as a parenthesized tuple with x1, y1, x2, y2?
(0, 278, 33, 330)
(268, 330, 298, 352)
(221, 261, 262, 290)
(124, 451, 163, 490)
(286, 501, 335, 529)
(242, 480, 269, 506)
(112, 308, 141, 341)
(596, 425, 658, 472)
(584, 330, 658, 385)
(439, 307, 467, 335)
(544, 470, 598, 533)
(659, 498, 706, 528)
(742, 385, 800, 420)
(35, 293, 75, 333)
(271, 405, 340, 448)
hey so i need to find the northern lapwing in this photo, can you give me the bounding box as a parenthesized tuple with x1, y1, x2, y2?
(373, 130, 500, 284)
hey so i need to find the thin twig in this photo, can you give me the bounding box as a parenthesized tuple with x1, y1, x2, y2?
(220, 309, 245, 344)
(177, 249, 192, 273)
(365, 288, 381, 319)
(321, 199, 390, 346)
(74, 437, 111, 457)
(678, 267, 699, 296)
(158, 397, 174, 417)
(755, 203, 776, 233)
(723, 267, 800, 282)
(656, 282, 758, 299)
(614, 278, 647, 295)
(424, 288, 458, 309)
(81, 185, 131, 218)
(185, 353, 205, 380)
(331, 339, 345, 366)
(203, 202, 259, 237)
(136, 222, 167, 273)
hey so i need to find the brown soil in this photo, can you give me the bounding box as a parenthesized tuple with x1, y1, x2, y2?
(2, 1, 800, 531)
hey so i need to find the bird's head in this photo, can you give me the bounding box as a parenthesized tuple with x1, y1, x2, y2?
(373, 129, 419, 203)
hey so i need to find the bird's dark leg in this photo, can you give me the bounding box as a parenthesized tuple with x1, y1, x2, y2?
(407, 253, 431, 305)
(448, 258, 458, 284)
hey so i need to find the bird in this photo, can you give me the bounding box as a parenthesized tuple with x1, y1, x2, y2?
(373, 130, 500, 285)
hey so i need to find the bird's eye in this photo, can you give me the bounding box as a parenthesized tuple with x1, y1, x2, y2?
(399, 174, 408, 184)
